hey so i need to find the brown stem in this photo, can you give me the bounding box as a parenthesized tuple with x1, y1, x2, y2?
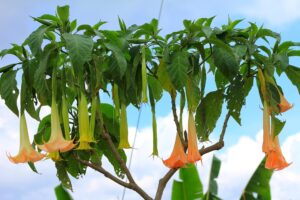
(75, 156, 152, 200)
(101, 130, 153, 200)
(170, 93, 187, 148)
(154, 111, 231, 200)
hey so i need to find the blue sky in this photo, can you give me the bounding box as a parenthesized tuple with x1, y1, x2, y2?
(1, 0, 300, 199)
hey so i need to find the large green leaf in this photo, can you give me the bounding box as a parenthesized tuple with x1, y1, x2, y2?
(157, 61, 175, 93)
(167, 51, 189, 89)
(240, 157, 273, 200)
(55, 162, 73, 191)
(55, 184, 73, 200)
(285, 65, 300, 94)
(0, 70, 19, 116)
(195, 90, 224, 141)
(204, 155, 222, 200)
(63, 33, 94, 72)
(212, 45, 239, 81)
(33, 44, 57, 105)
(148, 75, 163, 101)
(26, 26, 49, 56)
(171, 164, 203, 200)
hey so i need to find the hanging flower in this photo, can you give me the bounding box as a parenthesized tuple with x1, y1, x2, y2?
(77, 93, 97, 150)
(37, 96, 75, 153)
(187, 111, 202, 163)
(7, 114, 45, 164)
(163, 134, 187, 169)
(278, 94, 293, 113)
(118, 103, 131, 149)
(265, 136, 290, 170)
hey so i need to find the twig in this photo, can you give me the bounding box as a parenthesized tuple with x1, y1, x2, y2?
(154, 111, 231, 200)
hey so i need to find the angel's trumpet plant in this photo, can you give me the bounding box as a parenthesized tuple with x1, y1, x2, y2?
(118, 103, 131, 149)
(163, 133, 187, 169)
(77, 93, 96, 150)
(187, 111, 202, 163)
(37, 74, 75, 153)
(8, 114, 45, 164)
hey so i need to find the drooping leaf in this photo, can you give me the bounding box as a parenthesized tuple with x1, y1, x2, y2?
(55, 162, 73, 191)
(240, 157, 273, 200)
(166, 50, 189, 89)
(33, 43, 57, 105)
(285, 65, 300, 94)
(148, 75, 163, 101)
(63, 33, 94, 72)
(0, 70, 19, 116)
(171, 164, 203, 200)
(271, 116, 286, 137)
(212, 45, 239, 81)
(26, 26, 49, 56)
(0, 63, 17, 73)
(157, 60, 175, 94)
(195, 90, 224, 141)
(55, 184, 73, 200)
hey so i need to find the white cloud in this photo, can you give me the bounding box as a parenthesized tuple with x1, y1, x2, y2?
(236, 0, 300, 26)
(0, 102, 300, 200)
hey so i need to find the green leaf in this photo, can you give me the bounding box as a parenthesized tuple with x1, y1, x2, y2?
(166, 51, 189, 89)
(26, 26, 49, 56)
(274, 52, 289, 71)
(212, 45, 239, 81)
(55, 162, 73, 191)
(34, 44, 57, 105)
(0, 63, 17, 73)
(21, 77, 40, 120)
(63, 33, 94, 72)
(271, 116, 286, 137)
(104, 42, 127, 78)
(55, 184, 73, 200)
(57, 5, 69, 23)
(171, 164, 203, 200)
(157, 61, 175, 93)
(240, 157, 273, 200)
(0, 70, 19, 116)
(285, 65, 300, 94)
(226, 76, 253, 125)
(148, 75, 163, 101)
(186, 78, 200, 112)
(195, 90, 224, 141)
(204, 155, 221, 199)
(171, 181, 185, 200)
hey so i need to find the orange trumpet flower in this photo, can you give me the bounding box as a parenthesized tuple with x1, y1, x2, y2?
(187, 111, 202, 163)
(37, 96, 75, 153)
(278, 94, 293, 113)
(163, 134, 187, 169)
(265, 136, 290, 170)
(8, 114, 45, 164)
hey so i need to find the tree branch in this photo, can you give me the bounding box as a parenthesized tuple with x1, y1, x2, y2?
(154, 111, 231, 200)
(74, 156, 132, 189)
(101, 129, 153, 200)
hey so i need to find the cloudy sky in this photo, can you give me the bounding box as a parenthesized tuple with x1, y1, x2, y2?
(1, 0, 300, 199)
